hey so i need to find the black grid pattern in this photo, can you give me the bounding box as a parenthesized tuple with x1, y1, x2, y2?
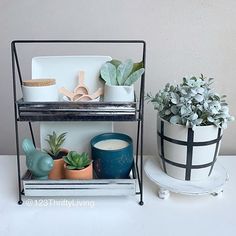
(158, 120, 222, 180)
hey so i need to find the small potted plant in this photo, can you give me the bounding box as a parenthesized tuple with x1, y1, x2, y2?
(44, 131, 68, 180)
(100, 59, 145, 102)
(63, 151, 93, 180)
(146, 75, 234, 181)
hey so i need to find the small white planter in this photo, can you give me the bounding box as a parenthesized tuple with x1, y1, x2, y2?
(103, 84, 134, 102)
(157, 116, 223, 181)
(22, 79, 58, 102)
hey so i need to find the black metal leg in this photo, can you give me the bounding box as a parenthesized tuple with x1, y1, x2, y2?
(136, 120, 141, 188)
(12, 43, 23, 205)
(131, 162, 137, 179)
(139, 41, 145, 205)
(139, 118, 144, 206)
(28, 122, 35, 147)
(18, 200, 23, 205)
(136, 118, 144, 205)
(15, 114, 23, 205)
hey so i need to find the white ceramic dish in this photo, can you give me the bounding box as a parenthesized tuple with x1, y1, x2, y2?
(31, 55, 113, 151)
(22, 84, 58, 102)
(62, 95, 100, 102)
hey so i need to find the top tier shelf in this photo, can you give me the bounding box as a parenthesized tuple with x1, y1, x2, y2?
(16, 99, 138, 121)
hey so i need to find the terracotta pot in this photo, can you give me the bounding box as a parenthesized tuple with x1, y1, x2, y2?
(64, 163, 93, 180)
(48, 148, 68, 180)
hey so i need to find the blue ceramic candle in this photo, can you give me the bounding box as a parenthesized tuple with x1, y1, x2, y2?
(91, 133, 133, 179)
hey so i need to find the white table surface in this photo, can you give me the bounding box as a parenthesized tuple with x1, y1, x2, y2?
(1, 155, 236, 236)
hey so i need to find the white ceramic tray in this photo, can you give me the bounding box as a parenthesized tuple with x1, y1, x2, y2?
(144, 156, 229, 199)
(31, 55, 113, 152)
(32, 55, 112, 97)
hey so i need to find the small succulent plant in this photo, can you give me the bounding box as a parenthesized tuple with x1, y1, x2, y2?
(146, 75, 234, 129)
(63, 151, 92, 170)
(100, 59, 145, 86)
(44, 132, 67, 159)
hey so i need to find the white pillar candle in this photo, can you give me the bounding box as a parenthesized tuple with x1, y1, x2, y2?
(94, 139, 129, 150)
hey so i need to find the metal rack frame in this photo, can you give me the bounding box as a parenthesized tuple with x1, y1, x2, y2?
(11, 40, 146, 205)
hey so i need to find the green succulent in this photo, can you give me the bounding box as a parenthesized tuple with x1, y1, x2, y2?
(44, 131, 67, 157)
(63, 151, 92, 170)
(100, 59, 145, 86)
(146, 74, 234, 129)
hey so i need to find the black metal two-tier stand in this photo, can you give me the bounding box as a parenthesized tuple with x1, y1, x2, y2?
(11, 40, 146, 205)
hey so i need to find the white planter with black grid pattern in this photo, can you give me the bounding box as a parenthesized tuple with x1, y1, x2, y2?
(157, 116, 222, 181)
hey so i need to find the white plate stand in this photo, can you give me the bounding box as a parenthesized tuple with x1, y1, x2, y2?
(144, 156, 229, 200)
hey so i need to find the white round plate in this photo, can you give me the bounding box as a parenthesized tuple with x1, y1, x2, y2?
(144, 156, 229, 196)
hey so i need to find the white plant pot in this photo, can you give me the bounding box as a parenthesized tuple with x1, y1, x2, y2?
(103, 84, 134, 102)
(157, 116, 223, 181)
(22, 84, 58, 102)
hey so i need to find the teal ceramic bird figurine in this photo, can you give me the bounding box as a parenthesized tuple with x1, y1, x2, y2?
(22, 138, 54, 179)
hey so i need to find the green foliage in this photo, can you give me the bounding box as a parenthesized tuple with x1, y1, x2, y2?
(117, 59, 133, 85)
(100, 63, 117, 86)
(110, 59, 122, 68)
(63, 151, 92, 170)
(44, 131, 67, 157)
(124, 68, 145, 86)
(100, 59, 145, 86)
(146, 75, 234, 129)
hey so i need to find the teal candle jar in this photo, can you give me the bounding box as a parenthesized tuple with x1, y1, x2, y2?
(90, 133, 133, 179)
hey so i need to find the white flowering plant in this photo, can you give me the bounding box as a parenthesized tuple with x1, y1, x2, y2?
(146, 75, 234, 129)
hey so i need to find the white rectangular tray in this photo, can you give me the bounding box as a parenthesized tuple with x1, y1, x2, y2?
(31, 55, 113, 152)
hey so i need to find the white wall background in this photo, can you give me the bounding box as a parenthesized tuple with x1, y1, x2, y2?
(0, 0, 235, 155)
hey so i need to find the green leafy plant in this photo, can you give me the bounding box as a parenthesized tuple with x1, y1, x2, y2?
(63, 151, 92, 170)
(100, 59, 145, 86)
(146, 75, 234, 129)
(44, 132, 67, 158)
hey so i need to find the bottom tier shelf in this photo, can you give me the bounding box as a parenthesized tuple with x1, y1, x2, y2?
(22, 171, 136, 197)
